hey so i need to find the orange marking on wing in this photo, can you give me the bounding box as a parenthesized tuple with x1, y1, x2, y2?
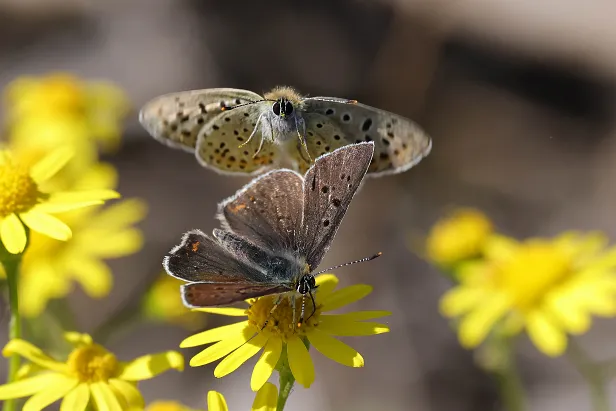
(229, 203, 247, 213)
(191, 241, 200, 252)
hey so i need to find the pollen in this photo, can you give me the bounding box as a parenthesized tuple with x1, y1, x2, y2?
(0, 158, 40, 217)
(246, 294, 321, 341)
(67, 343, 120, 382)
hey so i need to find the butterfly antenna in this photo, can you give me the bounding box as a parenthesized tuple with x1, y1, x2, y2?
(222, 99, 277, 111)
(315, 252, 382, 275)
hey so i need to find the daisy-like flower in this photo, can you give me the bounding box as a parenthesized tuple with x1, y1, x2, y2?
(441, 231, 616, 356)
(0, 147, 119, 254)
(425, 208, 494, 267)
(5, 72, 130, 153)
(16, 197, 146, 316)
(143, 383, 278, 411)
(181, 274, 390, 390)
(0, 332, 184, 410)
(143, 273, 207, 330)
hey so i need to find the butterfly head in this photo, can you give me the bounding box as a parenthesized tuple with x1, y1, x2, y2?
(272, 98, 294, 118)
(296, 274, 317, 295)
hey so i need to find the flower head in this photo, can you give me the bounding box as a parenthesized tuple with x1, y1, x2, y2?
(441, 232, 616, 356)
(181, 274, 390, 390)
(0, 147, 119, 254)
(0, 332, 184, 410)
(426, 208, 494, 267)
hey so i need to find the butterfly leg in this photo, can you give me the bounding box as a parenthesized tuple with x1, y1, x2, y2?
(239, 112, 264, 148)
(261, 293, 285, 330)
(294, 116, 312, 162)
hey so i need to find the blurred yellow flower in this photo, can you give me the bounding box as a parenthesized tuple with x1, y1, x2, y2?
(144, 384, 278, 411)
(17, 198, 146, 316)
(143, 273, 207, 330)
(426, 208, 494, 267)
(441, 232, 616, 356)
(0, 332, 184, 410)
(181, 274, 390, 390)
(0, 147, 119, 254)
(4, 72, 130, 153)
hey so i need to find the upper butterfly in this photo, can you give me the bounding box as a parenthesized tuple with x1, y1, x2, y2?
(163, 142, 377, 325)
(140, 86, 431, 176)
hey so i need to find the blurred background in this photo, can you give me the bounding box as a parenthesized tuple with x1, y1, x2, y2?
(2, 0, 616, 410)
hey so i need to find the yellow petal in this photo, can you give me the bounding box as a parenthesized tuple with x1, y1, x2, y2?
(0, 214, 27, 254)
(315, 274, 339, 298)
(45, 190, 120, 204)
(23, 376, 77, 411)
(458, 294, 511, 348)
(118, 351, 184, 381)
(90, 382, 122, 411)
(525, 311, 567, 356)
(108, 379, 144, 409)
(30, 146, 74, 184)
(72, 162, 118, 191)
(2, 339, 67, 372)
(307, 328, 364, 367)
(192, 307, 248, 316)
(189, 328, 254, 367)
(286, 337, 314, 388)
(34, 200, 103, 213)
(20, 210, 71, 241)
(251, 382, 278, 411)
(0, 374, 61, 398)
(251, 337, 282, 392)
(60, 383, 90, 411)
(321, 285, 372, 311)
(318, 317, 389, 336)
(440, 287, 486, 317)
(325, 311, 391, 321)
(64, 332, 93, 346)
(207, 391, 228, 411)
(483, 235, 519, 260)
(545, 294, 590, 334)
(214, 332, 268, 378)
(87, 198, 146, 229)
(81, 229, 143, 258)
(180, 321, 249, 348)
(64, 257, 113, 297)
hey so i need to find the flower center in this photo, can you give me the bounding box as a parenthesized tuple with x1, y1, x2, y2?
(0, 159, 40, 217)
(67, 344, 120, 382)
(496, 242, 571, 310)
(246, 293, 321, 340)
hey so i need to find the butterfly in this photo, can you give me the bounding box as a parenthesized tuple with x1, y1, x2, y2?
(163, 142, 379, 326)
(140, 86, 431, 176)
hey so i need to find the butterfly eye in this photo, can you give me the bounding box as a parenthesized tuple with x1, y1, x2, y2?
(272, 101, 281, 116)
(284, 101, 294, 116)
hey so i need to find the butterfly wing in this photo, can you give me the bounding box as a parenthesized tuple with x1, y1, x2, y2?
(140, 88, 262, 152)
(217, 169, 304, 254)
(195, 103, 282, 175)
(302, 97, 431, 176)
(164, 229, 272, 284)
(300, 142, 374, 270)
(182, 282, 289, 307)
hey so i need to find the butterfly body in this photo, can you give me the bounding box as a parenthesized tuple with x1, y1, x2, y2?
(163, 143, 376, 323)
(141, 86, 431, 176)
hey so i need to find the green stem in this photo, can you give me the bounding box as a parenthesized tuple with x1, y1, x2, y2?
(495, 341, 525, 411)
(276, 339, 310, 411)
(567, 340, 609, 411)
(0, 238, 27, 411)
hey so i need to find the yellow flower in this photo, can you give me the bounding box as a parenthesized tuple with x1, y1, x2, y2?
(0, 332, 184, 410)
(181, 274, 390, 390)
(143, 383, 278, 411)
(426, 208, 494, 267)
(17, 197, 146, 316)
(143, 273, 207, 330)
(0, 147, 119, 254)
(5, 73, 130, 153)
(441, 232, 616, 356)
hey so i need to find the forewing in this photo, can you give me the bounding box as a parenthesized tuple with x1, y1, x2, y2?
(217, 169, 304, 253)
(195, 103, 281, 175)
(300, 142, 374, 269)
(163, 229, 269, 283)
(182, 282, 289, 307)
(302, 97, 431, 176)
(140, 88, 262, 152)
(288, 113, 348, 174)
